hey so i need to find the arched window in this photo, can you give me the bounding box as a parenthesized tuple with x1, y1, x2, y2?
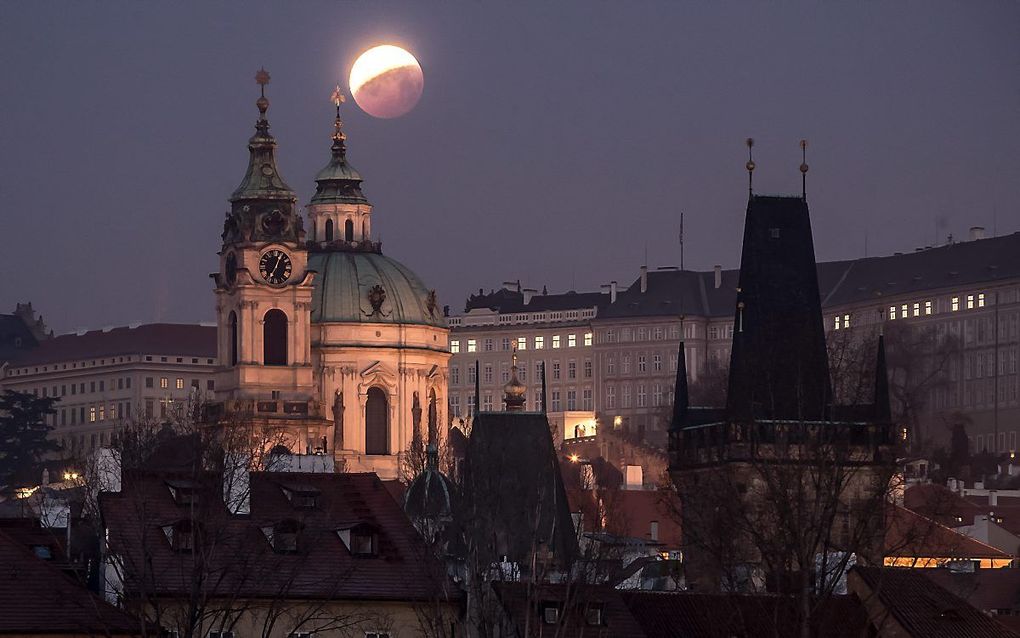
(365, 387, 388, 455)
(344, 219, 354, 242)
(228, 311, 238, 366)
(325, 219, 334, 242)
(263, 309, 288, 366)
(427, 388, 438, 447)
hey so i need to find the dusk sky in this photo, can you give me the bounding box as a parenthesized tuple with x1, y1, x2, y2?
(3, 2, 1018, 334)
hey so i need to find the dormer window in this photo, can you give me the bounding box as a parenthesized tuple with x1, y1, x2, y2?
(541, 603, 560, 625)
(336, 522, 379, 557)
(585, 604, 604, 626)
(166, 480, 200, 506)
(262, 519, 302, 553)
(280, 484, 320, 510)
(162, 520, 196, 553)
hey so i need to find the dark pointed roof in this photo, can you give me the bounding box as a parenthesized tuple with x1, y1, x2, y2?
(726, 196, 832, 421)
(669, 338, 688, 431)
(463, 411, 578, 567)
(229, 92, 296, 204)
(404, 446, 455, 520)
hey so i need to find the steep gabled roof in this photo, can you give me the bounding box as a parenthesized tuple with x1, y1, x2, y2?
(885, 504, 1012, 560)
(0, 528, 141, 635)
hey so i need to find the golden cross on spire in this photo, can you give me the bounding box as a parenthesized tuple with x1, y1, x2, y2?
(331, 84, 346, 109)
(255, 67, 270, 96)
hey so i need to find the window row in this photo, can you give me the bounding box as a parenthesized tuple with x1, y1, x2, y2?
(9, 355, 215, 377)
(450, 333, 593, 354)
(605, 383, 674, 409)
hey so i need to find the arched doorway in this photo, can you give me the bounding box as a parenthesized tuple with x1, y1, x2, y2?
(263, 309, 288, 366)
(344, 219, 354, 242)
(365, 387, 388, 455)
(325, 218, 334, 242)
(228, 311, 238, 366)
(427, 388, 438, 447)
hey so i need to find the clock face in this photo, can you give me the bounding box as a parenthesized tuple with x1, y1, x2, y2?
(225, 253, 238, 285)
(259, 249, 292, 285)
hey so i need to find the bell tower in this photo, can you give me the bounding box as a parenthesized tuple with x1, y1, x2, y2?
(211, 69, 318, 434)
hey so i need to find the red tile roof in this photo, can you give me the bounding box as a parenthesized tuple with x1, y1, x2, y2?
(885, 504, 1012, 560)
(10, 323, 216, 367)
(100, 470, 456, 603)
(0, 528, 140, 635)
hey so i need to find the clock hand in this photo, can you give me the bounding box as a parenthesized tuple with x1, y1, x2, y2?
(271, 255, 284, 280)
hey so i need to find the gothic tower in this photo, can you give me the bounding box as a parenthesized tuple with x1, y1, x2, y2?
(212, 70, 324, 452)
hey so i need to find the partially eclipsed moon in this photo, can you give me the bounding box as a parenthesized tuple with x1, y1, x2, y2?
(349, 45, 424, 119)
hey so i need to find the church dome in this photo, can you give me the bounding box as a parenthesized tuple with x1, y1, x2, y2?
(404, 462, 455, 520)
(308, 251, 446, 328)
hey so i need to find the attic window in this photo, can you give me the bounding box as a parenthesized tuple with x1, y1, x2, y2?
(769, 228, 781, 239)
(162, 520, 196, 552)
(166, 480, 200, 506)
(336, 523, 379, 557)
(542, 603, 560, 625)
(585, 605, 604, 626)
(31, 544, 53, 560)
(263, 520, 302, 553)
(281, 484, 320, 509)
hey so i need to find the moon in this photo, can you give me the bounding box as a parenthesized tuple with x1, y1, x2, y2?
(349, 45, 424, 119)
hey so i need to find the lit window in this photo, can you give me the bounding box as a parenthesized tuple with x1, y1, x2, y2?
(584, 333, 593, 347)
(552, 335, 561, 349)
(176, 378, 184, 390)
(467, 339, 477, 353)
(912, 303, 920, 317)
(160, 377, 168, 389)
(967, 295, 974, 309)
(901, 304, 908, 318)
(535, 336, 545, 350)
(889, 305, 897, 320)
(89, 406, 97, 422)
(517, 337, 527, 351)
(952, 297, 960, 312)
(843, 314, 851, 329)
(978, 293, 986, 308)
(834, 316, 841, 330)
(450, 340, 460, 354)
(568, 334, 577, 348)
(925, 300, 933, 315)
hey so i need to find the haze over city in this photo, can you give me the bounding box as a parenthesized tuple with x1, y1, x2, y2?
(2, 1, 1018, 333)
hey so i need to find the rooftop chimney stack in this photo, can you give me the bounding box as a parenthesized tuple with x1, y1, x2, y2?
(969, 226, 986, 241)
(611, 281, 618, 303)
(640, 266, 648, 293)
(714, 265, 722, 289)
(522, 288, 536, 305)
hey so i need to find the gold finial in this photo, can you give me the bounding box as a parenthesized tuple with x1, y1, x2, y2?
(330, 84, 347, 143)
(799, 139, 809, 199)
(255, 67, 271, 115)
(745, 138, 756, 195)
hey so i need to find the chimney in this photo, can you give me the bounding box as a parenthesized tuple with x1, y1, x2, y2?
(611, 281, 617, 303)
(624, 464, 643, 490)
(523, 288, 537, 305)
(714, 265, 722, 289)
(502, 281, 517, 291)
(639, 266, 648, 293)
(969, 226, 986, 241)
(990, 490, 998, 507)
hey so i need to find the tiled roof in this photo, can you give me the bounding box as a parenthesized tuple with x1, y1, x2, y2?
(853, 566, 1019, 638)
(925, 568, 1020, 615)
(885, 503, 1012, 560)
(0, 528, 140, 635)
(100, 470, 456, 602)
(620, 590, 868, 638)
(9, 323, 216, 367)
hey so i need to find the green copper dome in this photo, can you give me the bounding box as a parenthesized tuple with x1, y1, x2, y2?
(309, 251, 446, 328)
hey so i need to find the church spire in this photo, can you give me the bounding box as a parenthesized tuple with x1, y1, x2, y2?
(230, 68, 296, 203)
(502, 347, 527, 412)
(310, 85, 368, 206)
(670, 330, 689, 431)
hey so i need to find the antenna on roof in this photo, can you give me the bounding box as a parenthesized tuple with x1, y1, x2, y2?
(745, 138, 755, 196)
(679, 210, 685, 272)
(799, 139, 809, 200)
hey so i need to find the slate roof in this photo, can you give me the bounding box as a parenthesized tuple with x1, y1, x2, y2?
(0, 528, 141, 635)
(852, 566, 1020, 638)
(463, 411, 578, 566)
(460, 232, 1020, 321)
(7, 324, 216, 367)
(925, 568, 1020, 616)
(0, 312, 39, 365)
(100, 470, 455, 602)
(620, 590, 869, 638)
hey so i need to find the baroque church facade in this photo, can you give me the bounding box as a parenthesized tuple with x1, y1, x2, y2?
(210, 71, 449, 479)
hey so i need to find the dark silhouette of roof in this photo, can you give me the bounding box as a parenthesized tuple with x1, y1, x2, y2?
(726, 196, 832, 421)
(463, 411, 578, 567)
(8, 323, 216, 367)
(464, 287, 604, 314)
(100, 470, 455, 602)
(0, 312, 39, 366)
(852, 566, 1020, 637)
(0, 528, 141, 635)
